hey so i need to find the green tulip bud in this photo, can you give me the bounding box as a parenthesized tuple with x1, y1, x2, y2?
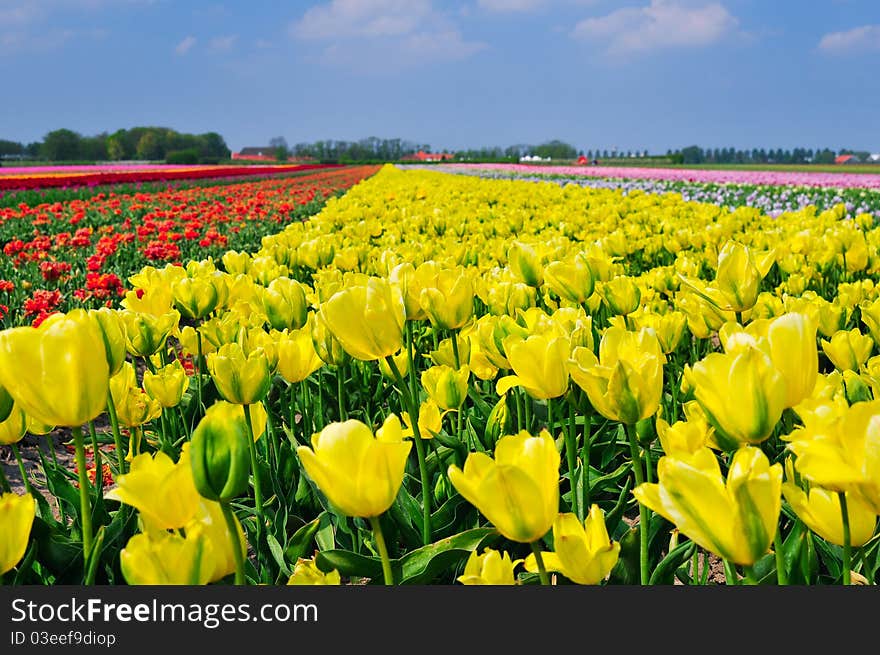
(190, 402, 252, 502)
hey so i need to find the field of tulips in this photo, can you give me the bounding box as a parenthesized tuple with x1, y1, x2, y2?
(0, 165, 379, 327)
(413, 163, 880, 218)
(2, 163, 880, 587)
(0, 163, 342, 192)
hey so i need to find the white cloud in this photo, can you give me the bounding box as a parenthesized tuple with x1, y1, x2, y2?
(477, 0, 546, 12)
(290, 0, 485, 68)
(175, 35, 196, 55)
(818, 24, 880, 54)
(572, 0, 737, 56)
(291, 0, 433, 39)
(208, 34, 237, 52)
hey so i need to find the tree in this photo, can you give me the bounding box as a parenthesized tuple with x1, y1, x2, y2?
(135, 132, 163, 160)
(42, 129, 83, 161)
(0, 139, 24, 157)
(269, 136, 289, 161)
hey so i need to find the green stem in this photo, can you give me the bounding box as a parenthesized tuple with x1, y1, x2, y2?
(742, 565, 758, 585)
(386, 355, 431, 545)
(336, 366, 347, 421)
(625, 422, 650, 586)
(839, 492, 851, 585)
(243, 405, 266, 581)
(196, 331, 205, 411)
(369, 515, 394, 585)
(722, 559, 738, 585)
(221, 502, 246, 585)
(11, 444, 32, 495)
(581, 403, 591, 512)
(514, 391, 524, 431)
(72, 425, 93, 562)
(450, 330, 461, 369)
(529, 541, 551, 585)
(88, 421, 105, 514)
(774, 526, 788, 585)
(106, 393, 125, 474)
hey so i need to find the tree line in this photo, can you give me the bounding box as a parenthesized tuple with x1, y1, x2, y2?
(0, 127, 230, 163)
(666, 145, 875, 165)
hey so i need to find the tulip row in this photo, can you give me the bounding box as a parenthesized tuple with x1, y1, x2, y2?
(1, 163, 879, 587)
(0, 166, 380, 327)
(406, 164, 880, 218)
(0, 163, 343, 192)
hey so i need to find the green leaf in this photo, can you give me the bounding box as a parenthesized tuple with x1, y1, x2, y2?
(398, 527, 498, 584)
(648, 539, 696, 585)
(84, 526, 106, 585)
(608, 526, 640, 585)
(267, 533, 291, 578)
(604, 477, 634, 536)
(315, 549, 390, 583)
(314, 512, 336, 551)
(285, 517, 321, 564)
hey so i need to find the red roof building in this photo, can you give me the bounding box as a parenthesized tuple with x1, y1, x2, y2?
(400, 150, 456, 162)
(835, 154, 856, 165)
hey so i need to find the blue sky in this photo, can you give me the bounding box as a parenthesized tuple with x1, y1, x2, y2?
(1, 0, 878, 154)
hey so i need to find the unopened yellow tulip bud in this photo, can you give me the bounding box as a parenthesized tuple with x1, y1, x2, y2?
(421, 365, 469, 410)
(457, 548, 522, 585)
(121, 310, 180, 358)
(525, 507, 620, 585)
(320, 278, 405, 361)
(287, 557, 341, 585)
(419, 268, 474, 330)
(767, 312, 819, 408)
(508, 241, 544, 287)
(120, 529, 215, 585)
(0, 309, 109, 427)
(106, 446, 201, 530)
(222, 251, 251, 276)
(296, 416, 412, 518)
(89, 307, 127, 376)
(275, 325, 324, 384)
(634, 446, 782, 566)
(0, 491, 36, 575)
(143, 360, 189, 408)
(207, 342, 273, 405)
(714, 240, 764, 313)
(598, 276, 641, 316)
(821, 328, 874, 372)
(448, 429, 559, 543)
(260, 277, 309, 331)
(190, 402, 252, 502)
(172, 276, 221, 321)
(544, 256, 595, 304)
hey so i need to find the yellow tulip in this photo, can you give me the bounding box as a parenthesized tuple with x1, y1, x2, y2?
(287, 557, 342, 585)
(685, 346, 785, 449)
(0, 492, 36, 575)
(378, 348, 410, 381)
(0, 404, 27, 445)
(419, 267, 474, 330)
(524, 507, 620, 585)
(0, 309, 109, 427)
(448, 429, 560, 543)
(713, 240, 764, 313)
(207, 342, 273, 405)
(172, 275, 222, 320)
(120, 529, 215, 585)
(633, 446, 782, 566)
(782, 477, 876, 547)
(457, 548, 522, 585)
(186, 500, 247, 583)
(766, 312, 818, 408)
(296, 416, 412, 518)
(120, 309, 180, 358)
(656, 413, 711, 456)
(598, 276, 641, 316)
(260, 277, 309, 331)
(310, 309, 349, 367)
(421, 365, 469, 410)
(544, 256, 595, 304)
(508, 241, 544, 287)
(821, 328, 874, 372)
(275, 325, 323, 384)
(859, 298, 880, 346)
(106, 446, 201, 530)
(401, 399, 446, 439)
(568, 327, 665, 425)
(143, 360, 189, 408)
(109, 362, 162, 428)
(788, 400, 880, 514)
(320, 278, 405, 361)
(496, 334, 570, 400)
(89, 307, 127, 376)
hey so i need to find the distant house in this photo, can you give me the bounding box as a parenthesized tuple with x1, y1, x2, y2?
(400, 150, 455, 162)
(231, 147, 315, 163)
(835, 154, 858, 165)
(519, 154, 551, 163)
(870, 154, 880, 162)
